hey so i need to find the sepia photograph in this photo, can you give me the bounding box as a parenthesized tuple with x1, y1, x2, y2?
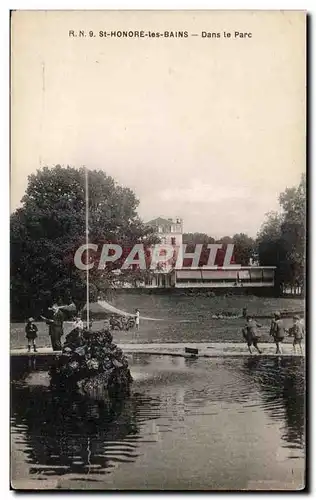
(10, 10, 306, 490)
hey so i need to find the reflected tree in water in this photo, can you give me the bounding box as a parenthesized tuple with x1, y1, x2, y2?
(11, 383, 161, 479)
(241, 357, 305, 449)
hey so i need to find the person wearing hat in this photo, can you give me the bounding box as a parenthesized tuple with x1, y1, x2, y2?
(270, 311, 286, 355)
(25, 317, 38, 352)
(242, 314, 263, 354)
(288, 315, 304, 355)
(41, 303, 64, 351)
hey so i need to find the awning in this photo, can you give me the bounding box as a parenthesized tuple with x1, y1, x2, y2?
(201, 270, 238, 280)
(59, 300, 166, 321)
(250, 269, 263, 279)
(97, 301, 165, 321)
(176, 270, 202, 279)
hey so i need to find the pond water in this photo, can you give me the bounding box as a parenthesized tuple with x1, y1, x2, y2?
(11, 354, 305, 490)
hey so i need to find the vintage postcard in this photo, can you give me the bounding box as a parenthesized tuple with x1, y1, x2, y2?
(10, 10, 306, 491)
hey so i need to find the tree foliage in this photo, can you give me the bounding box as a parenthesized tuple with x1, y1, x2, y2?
(231, 233, 255, 266)
(11, 165, 157, 319)
(257, 174, 306, 292)
(182, 232, 255, 266)
(183, 233, 215, 245)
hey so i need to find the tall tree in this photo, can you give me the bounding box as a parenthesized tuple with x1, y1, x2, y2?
(11, 165, 157, 319)
(256, 174, 306, 293)
(279, 173, 306, 290)
(232, 233, 255, 266)
(256, 211, 286, 292)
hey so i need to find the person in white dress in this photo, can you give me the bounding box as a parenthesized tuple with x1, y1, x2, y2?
(135, 309, 140, 330)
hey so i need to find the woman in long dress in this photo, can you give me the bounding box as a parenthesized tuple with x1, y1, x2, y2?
(135, 309, 140, 330)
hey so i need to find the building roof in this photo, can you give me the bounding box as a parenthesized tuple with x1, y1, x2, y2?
(146, 217, 176, 226)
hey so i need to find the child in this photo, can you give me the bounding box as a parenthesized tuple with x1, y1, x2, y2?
(288, 315, 304, 355)
(270, 311, 286, 355)
(73, 315, 84, 331)
(25, 317, 38, 352)
(242, 315, 263, 354)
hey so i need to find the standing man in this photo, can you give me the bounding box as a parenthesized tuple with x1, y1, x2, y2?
(242, 315, 263, 354)
(41, 303, 64, 351)
(135, 309, 140, 330)
(270, 311, 286, 355)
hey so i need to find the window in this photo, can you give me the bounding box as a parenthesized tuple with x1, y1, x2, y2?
(238, 270, 250, 280)
(171, 237, 176, 246)
(158, 226, 162, 233)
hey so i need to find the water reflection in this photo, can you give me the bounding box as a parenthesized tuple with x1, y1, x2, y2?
(11, 354, 305, 486)
(132, 354, 305, 454)
(240, 357, 305, 451)
(11, 381, 161, 479)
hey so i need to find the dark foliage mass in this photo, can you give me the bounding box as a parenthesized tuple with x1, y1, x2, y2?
(257, 174, 306, 294)
(182, 233, 256, 267)
(49, 328, 133, 397)
(10, 165, 158, 319)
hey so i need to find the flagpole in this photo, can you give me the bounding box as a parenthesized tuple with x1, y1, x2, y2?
(85, 167, 90, 328)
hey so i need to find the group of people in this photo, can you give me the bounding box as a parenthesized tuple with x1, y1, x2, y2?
(25, 303, 64, 352)
(242, 311, 304, 355)
(25, 305, 141, 352)
(109, 309, 140, 331)
(24, 304, 303, 356)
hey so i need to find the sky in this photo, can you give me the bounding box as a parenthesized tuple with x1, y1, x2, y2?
(11, 10, 305, 238)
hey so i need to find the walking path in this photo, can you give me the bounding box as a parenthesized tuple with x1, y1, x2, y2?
(10, 342, 305, 358)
